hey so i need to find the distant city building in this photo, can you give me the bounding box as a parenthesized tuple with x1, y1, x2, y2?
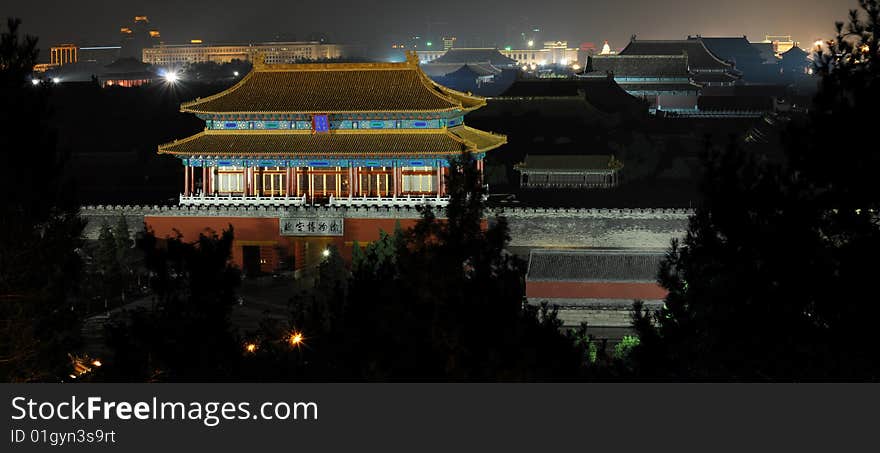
(142, 42, 348, 65)
(50, 44, 78, 66)
(442, 36, 456, 51)
(516, 155, 623, 189)
(763, 35, 798, 56)
(599, 40, 615, 55)
(417, 41, 579, 67)
(120, 15, 160, 60)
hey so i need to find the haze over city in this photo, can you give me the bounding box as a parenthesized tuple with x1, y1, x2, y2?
(13, 0, 859, 51)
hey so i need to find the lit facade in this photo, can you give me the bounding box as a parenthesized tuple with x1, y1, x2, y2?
(143, 42, 347, 65)
(159, 52, 506, 206)
(50, 44, 77, 66)
(151, 52, 506, 274)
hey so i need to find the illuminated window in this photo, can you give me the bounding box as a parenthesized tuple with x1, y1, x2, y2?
(402, 166, 435, 194)
(218, 167, 244, 193)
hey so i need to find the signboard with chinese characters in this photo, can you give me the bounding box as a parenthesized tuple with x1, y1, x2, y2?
(279, 217, 344, 236)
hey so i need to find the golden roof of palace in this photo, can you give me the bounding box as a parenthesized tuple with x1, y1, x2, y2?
(180, 52, 486, 115)
(158, 126, 506, 157)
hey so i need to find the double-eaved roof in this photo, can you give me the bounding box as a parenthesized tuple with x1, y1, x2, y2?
(180, 53, 485, 115)
(161, 53, 506, 160)
(158, 126, 506, 158)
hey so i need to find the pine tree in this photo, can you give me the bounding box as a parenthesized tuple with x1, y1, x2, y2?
(631, 2, 880, 380)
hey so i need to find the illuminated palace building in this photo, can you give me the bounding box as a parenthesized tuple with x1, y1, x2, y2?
(148, 52, 505, 273)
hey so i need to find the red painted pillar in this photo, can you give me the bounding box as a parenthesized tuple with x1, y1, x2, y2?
(201, 166, 207, 196)
(184, 165, 190, 196)
(436, 165, 442, 197)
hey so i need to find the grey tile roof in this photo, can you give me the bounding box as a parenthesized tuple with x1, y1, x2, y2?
(526, 249, 666, 282)
(520, 154, 613, 171)
(586, 55, 691, 78)
(619, 39, 732, 72)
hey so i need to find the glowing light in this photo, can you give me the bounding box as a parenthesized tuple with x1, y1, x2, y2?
(522, 65, 529, 71)
(91, 360, 102, 367)
(288, 332, 304, 347)
(814, 40, 824, 49)
(52, 77, 60, 84)
(162, 70, 179, 83)
(31, 79, 40, 86)
(560, 58, 568, 65)
(244, 343, 257, 353)
(571, 64, 581, 70)
(530, 63, 537, 70)
(233, 71, 239, 77)
(527, 40, 534, 47)
(322, 249, 330, 258)
(505, 46, 512, 51)
(426, 41, 432, 47)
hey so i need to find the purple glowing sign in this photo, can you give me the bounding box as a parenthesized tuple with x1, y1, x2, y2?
(312, 114, 330, 133)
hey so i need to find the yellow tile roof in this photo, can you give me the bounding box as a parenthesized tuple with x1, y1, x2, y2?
(157, 126, 506, 157)
(180, 53, 486, 115)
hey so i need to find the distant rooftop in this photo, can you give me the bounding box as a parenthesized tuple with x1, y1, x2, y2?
(619, 39, 733, 72)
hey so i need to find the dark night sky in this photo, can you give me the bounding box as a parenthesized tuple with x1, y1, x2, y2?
(10, 0, 859, 53)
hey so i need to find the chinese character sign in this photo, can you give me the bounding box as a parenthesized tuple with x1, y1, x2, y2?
(312, 114, 330, 133)
(280, 217, 344, 236)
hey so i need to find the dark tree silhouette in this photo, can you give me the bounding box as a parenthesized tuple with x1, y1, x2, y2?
(0, 18, 85, 382)
(101, 228, 242, 381)
(631, 2, 880, 380)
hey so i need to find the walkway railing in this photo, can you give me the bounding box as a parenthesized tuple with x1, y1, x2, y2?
(179, 193, 308, 206)
(178, 193, 449, 207)
(327, 195, 449, 207)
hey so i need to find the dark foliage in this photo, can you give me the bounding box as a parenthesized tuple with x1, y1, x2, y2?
(632, 2, 880, 380)
(102, 228, 241, 381)
(0, 18, 85, 381)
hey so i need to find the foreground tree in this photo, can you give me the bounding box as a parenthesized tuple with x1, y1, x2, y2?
(102, 228, 241, 381)
(632, 2, 880, 380)
(0, 18, 84, 381)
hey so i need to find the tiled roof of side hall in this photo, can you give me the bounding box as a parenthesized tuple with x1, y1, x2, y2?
(157, 127, 506, 157)
(180, 53, 486, 114)
(619, 39, 733, 72)
(526, 249, 666, 282)
(585, 55, 691, 78)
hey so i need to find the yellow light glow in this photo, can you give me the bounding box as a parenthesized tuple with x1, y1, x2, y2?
(527, 40, 534, 47)
(245, 343, 257, 353)
(288, 332, 304, 347)
(91, 360, 102, 367)
(571, 64, 581, 70)
(191, 39, 203, 44)
(814, 40, 824, 49)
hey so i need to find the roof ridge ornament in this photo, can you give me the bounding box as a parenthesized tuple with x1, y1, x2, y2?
(405, 50, 420, 66)
(253, 52, 268, 70)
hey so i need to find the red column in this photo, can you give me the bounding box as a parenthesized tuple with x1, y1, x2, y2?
(285, 168, 292, 196)
(436, 166, 442, 197)
(183, 165, 190, 196)
(201, 166, 207, 196)
(293, 167, 299, 196)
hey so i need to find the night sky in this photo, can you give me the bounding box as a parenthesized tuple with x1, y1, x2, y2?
(11, 0, 858, 53)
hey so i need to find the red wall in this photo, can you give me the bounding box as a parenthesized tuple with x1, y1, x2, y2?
(144, 216, 421, 272)
(526, 281, 668, 300)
